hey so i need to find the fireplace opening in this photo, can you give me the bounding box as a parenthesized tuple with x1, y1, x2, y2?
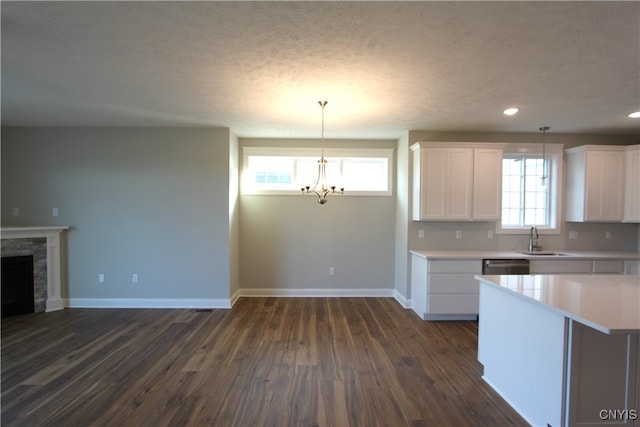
(2, 255, 35, 317)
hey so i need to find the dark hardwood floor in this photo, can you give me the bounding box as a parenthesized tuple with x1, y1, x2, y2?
(1, 298, 528, 426)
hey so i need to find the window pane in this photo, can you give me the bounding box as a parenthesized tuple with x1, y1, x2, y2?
(248, 156, 294, 189)
(342, 158, 388, 191)
(501, 155, 550, 228)
(244, 148, 392, 195)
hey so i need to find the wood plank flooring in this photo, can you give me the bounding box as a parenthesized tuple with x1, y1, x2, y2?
(1, 298, 528, 426)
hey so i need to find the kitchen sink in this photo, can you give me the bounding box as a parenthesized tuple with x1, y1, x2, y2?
(519, 251, 572, 256)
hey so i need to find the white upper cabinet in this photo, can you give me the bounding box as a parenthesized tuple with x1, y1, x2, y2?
(623, 145, 640, 223)
(473, 148, 504, 220)
(565, 145, 625, 222)
(411, 143, 504, 221)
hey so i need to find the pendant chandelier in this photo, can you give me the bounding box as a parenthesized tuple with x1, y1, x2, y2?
(301, 100, 344, 204)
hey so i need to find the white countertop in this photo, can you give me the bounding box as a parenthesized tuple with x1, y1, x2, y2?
(475, 274, 640, 334)
(410, 250, 640, 260)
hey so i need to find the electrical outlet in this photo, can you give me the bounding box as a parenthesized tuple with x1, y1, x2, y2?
(487, 230, 494, 239)
(12, 207, 19, 216)
(418, 229, 425, 239)
(98, 274, 105, 283)
(605, 231, 612, 240)
(52, 207, 59, 217)
(455, 230, 462, 239)
(132, 274, 138, 283)
(569, 230, 578, 240)
(329, 267, 335, 276)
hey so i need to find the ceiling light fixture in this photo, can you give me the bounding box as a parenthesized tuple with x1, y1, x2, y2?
(503, 107, 519, 116)
(301, 100, 344, 205)
(539, 126, 550, 188)
(628, 111, 640, 118)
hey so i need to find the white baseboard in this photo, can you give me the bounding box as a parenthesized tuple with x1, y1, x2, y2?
(65, 298, 232, 309)
(65, 289, 409, 310)
(393, 290, 410, 308)
(236, 288, 395, 298)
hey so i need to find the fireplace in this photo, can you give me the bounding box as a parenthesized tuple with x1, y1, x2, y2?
(1, 226, 69, 312)
(2, 255, 35, 317)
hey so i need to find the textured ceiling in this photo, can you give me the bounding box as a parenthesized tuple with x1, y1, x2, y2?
(2, 1, 639, 138)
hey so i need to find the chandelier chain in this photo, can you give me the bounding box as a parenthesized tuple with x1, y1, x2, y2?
(319, 100, 327, 160)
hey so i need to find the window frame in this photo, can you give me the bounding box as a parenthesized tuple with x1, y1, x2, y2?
(496, 143, 564, 235)
(242, 146, 394, 196)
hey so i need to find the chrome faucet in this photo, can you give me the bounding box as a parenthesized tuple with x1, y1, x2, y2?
(529, 226, 542, 252)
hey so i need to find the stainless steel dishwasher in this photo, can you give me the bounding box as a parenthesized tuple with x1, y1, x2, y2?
(482, 259, 530, 274)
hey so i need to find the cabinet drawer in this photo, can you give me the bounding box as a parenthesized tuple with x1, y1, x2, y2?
(530, 260, 593, 274)
(427, 294, 479, 314)
(429, 273, 478, 294)
(592, 260, 624, 274)
(428, 260, 482, 273)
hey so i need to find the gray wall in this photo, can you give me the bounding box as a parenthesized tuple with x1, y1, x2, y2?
(239, 138, 397, 294)
(1, 127, 235, 306)
(2, 127, 637, 308)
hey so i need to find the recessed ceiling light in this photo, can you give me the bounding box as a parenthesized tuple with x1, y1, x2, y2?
(503, 107, 519, 116)
(628, 111, 640, 118)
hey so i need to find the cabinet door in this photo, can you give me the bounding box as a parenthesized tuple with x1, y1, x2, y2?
(624, 146, 640, 222)
(416, 148, 473, 220)
(473, 148, 503, 220)
(410, 254, 428, 320)
(584, 151, 624, 221)
(419, 148, 447, 219)
(445, 148, 474, 220)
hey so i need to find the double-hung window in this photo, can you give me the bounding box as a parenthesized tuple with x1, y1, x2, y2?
(498, 144, 563, 234)
(242, 147, 393, 196)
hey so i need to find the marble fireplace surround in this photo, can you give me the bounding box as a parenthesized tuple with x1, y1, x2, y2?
(1, 226, 69, 312)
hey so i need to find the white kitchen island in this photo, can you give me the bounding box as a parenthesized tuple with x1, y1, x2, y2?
(475, 274, 640, 427)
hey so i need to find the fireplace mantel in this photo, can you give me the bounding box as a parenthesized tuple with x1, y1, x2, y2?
(1, 226, 70, 312)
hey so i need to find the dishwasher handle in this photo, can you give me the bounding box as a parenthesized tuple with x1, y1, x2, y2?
(484, 261, 529, 268)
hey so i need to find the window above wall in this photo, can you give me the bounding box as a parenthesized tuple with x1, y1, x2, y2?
(242, 147, 394, 196)
(497, 143, 564, 235)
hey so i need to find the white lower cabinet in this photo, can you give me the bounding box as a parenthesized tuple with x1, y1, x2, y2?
(410, 255, 481, 320)
(412, 254, 638, 321)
